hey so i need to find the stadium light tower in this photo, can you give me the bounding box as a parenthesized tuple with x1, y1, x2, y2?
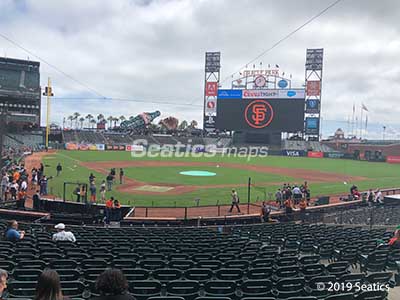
(43, 77, 54, 149)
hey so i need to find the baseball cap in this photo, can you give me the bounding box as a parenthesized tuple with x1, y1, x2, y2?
(54, 223, 65, 230)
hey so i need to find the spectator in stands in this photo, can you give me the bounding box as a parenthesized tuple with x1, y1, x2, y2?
(350, 184, 360, 200)
(52, 223, 76, 242)
(0, 173, 8, 201)
(20, 178, 27, 192)
(389, 229, 400, 249)
(367, 189, 375, 205)
(33, 190, 41, 210)
(31, 167, 38, 190)
(90, 181, 97, 202)
(299, 198, 307, 222)
(375, 189, 383, 204)
(284, 198, 293, 216)
(105, 197, 114, 224)
(106, 173, 114, 191)
(275, 189, 283, 208)
(4, 220, 25, 242)
(292, 185, 302, 205)
(119, 168, 124, 184)
(39, 175, 48, 195)
(56, 163, 62, 177)
(17, 189, 26, 210)
(74, 184, 81, 202)
(113, 199, 122, 222)
(80, 184, 87, 203)
(0, 269, 8, 300)
(228, 189, 241, 213)
(93, 269, 134, 300)
(34, 269, 64, 300)
(9, 180, 18, 200)
(261, 201, 271, 222)
(38, 163, 44, 177)
(100, 180, 106, 203)
(89, 173, 96, 183)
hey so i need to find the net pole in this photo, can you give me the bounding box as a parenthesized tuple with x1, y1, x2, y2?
(247, 177, 251, 214)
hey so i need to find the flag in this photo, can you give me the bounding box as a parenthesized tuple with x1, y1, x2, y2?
(353, 103, 355, 113)
(282, 72, 285, 76)
(365, 115, 368, 129)
(253, 64, 255, 69)
(268, 64, 270, 68)
(260, 62, 262, 66)
(362, 103, 369, 112)
(275, 64, 279, 68)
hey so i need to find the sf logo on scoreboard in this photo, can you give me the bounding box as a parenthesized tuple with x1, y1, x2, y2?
(245, 100, 274, 129)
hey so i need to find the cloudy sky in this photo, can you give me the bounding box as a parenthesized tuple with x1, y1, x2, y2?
(1, 0, 399, 139)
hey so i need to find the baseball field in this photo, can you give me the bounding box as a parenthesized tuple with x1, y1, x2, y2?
(39, 150, 400, 207)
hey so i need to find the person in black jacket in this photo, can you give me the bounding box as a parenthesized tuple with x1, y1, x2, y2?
(91, 269, 135, 300)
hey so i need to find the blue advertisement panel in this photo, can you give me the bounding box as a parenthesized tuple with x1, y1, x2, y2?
(217, 89, 242, 99)
(305, 117, 319, 135)
(281, 150, 306, 157)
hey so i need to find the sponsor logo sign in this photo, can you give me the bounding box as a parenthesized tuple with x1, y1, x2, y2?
(217, 89, 242, 99)
(308, 151, 324, 158)
(306, 80, 321, 96)
(283, 150, 305, 157)
(387, 156, 400, 164)
(242, 89, 305, 99)
(205, 82, 218, 96)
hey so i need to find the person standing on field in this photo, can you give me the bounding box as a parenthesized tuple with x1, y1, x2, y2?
(56, 163, 62, 176)
(228, 189, 241, 213)
(100, 180, 106, 203)
(119, 168, 124, 184)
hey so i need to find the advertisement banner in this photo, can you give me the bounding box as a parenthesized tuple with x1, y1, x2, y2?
(387, 156, 400, 164)
(126, 145, 144, 152)
(305, 117, 320, 135)
(324, 152, 345, 159)
(95, 144, 105, 151)
(205, 98, 217, 114)
(308, 151, 324, 158)
(105, 145, 126, 151)
(205, 82, 218, 96)
(65, 143, 78, 150)
(217, 89, 242, 99)
(306, 80, 321, 96)
(305, 99, 320, 113)
(204, 115, 216, 130)
(282, 150, 305, 157)
(242, 89, 305, 99)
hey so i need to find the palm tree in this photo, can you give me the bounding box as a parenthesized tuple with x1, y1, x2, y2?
(107, 116, 113, 129)
(85, 114, 93, 128)
(67, 115, 73, 128)
(189, 120, 198, 128)
(97, 114, 104, 121)
(79, 117, 85, 129)
(119, 115, 126, 124)
(73, 112, 80, 129)
(90, 119, 97, 129)
(178, 120, 188, 131)
(113, 117, 119, 128)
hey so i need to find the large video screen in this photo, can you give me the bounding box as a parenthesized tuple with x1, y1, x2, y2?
(216, 98, 305, 132)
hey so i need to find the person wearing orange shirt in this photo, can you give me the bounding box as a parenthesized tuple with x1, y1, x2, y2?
(13, 171, 20, 183)
(299, 198, 307, 223)
(105, 197, 114, 224)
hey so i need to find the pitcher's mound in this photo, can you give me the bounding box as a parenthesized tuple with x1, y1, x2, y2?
(134, 185, 174, 193)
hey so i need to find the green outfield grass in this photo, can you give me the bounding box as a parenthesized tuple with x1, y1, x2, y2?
(41, 150, 400, 207)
